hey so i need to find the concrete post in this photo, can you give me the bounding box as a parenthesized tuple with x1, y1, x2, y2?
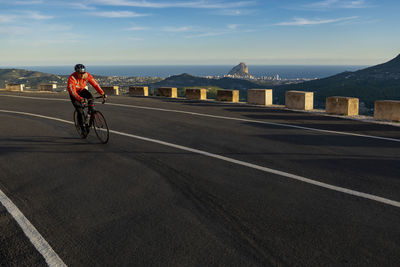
(38, 84, 57, 92)
(248, 89, 273, 106)
(6, 84, 25, 91)
(102, 86, 119, 96)
(374, 100, 400, 121)
(326, 97, 359, 116)
(129, 86, 148, 96)
(186, 88, 207, 100)
(285, 91, 314, 110)
(217, 90, 239, 102)
(157, 87, 177, 98)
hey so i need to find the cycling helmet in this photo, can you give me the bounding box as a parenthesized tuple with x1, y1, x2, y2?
(74, 64, 86, 73)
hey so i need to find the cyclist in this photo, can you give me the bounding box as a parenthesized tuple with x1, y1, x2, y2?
(68, 64, 107, 135)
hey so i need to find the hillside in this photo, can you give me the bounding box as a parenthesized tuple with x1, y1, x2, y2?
(150, 73, 264, 99)
(273, 54, 400, 113)
(0, 69, 66, 88)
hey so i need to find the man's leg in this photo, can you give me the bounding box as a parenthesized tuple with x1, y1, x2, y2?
(79, 89, 94, 114)
(69, 94, 85, 134)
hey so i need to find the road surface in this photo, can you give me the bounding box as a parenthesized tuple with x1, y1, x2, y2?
(0, 91, 399, 266)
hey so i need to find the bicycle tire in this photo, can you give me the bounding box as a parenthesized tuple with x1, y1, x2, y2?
(73, 110, 89, 138)
(92, 111, 109, 144)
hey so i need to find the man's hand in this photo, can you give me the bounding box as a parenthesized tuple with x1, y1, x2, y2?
(80, 98, 86, 105)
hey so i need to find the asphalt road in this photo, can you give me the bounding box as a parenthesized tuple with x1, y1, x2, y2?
(0, 91, 400, 266)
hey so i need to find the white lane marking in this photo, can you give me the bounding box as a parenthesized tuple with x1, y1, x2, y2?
(1, 109, 400, 209)
(0, 189, 67, 266)
(1, 94, 400, 143)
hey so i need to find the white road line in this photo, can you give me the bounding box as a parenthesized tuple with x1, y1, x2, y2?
(1, 94, 400, 143)
(1, 109, 400, 210)
(0, 188, 67, 267)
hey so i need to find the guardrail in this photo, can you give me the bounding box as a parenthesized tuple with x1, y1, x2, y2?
(3, 83, 400, 122)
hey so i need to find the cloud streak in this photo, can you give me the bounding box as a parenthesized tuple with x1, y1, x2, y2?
(88, 11, 149, 18)
(303, 0, 372, 10)
(88, 0, 255, 9)
(276, 16, 358, 26)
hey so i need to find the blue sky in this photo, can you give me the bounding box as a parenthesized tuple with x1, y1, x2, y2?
(0, 0, 399, 65)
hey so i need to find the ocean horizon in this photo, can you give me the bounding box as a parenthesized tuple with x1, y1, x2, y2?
(3, 65, 368, 79)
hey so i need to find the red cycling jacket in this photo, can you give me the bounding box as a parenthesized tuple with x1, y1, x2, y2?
(67, 72, 104, 101)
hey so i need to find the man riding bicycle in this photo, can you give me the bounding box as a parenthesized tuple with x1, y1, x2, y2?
(68, 64, 107, 135)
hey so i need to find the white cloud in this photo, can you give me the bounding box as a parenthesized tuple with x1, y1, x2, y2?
(0, 14, 16, 23)
(13, 0, 43, 4)
(0, 25, 29, 34)
(212, 8, 256, 16)
(125, 26, 147, 31)
(88, 11, 149, 18)
(163, 26, 192, 32)
(0, 12, 52, 23)
(88, 0, 255, 9)
(276, 16, 358, 26)
(69, 3, 97, 10)
(128, 37, 144, 41)
(303, 0, 372, 9)
(185, 31, 229, 38)
(27, 11, 53, 20)
(227, 24, 239, 30)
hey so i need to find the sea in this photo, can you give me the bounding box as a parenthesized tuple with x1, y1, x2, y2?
(7, 65, 367, 79)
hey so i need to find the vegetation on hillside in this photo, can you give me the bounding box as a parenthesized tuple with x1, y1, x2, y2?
(273, 54, 400, 114)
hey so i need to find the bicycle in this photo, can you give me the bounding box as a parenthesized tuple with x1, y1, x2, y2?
(73, 96, 109, 144)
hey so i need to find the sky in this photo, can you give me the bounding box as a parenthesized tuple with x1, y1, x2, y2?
(0, 0, 399, 66)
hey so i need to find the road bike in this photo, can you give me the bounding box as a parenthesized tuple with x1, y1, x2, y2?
(73, 96, 109, 144)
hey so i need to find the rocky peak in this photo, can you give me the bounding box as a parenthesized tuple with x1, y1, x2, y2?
(227, 63, 254, 79)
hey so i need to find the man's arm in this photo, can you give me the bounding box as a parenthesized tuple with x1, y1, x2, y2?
(87, 73, 105, 96)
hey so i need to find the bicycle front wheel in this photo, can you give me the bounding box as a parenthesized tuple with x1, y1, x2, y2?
(92, 111, 109, 144)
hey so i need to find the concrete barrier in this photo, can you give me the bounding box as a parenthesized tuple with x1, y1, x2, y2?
(186, 88, 207, 100)
(248, 89, 273, 106)
(38, 84, 57, 92)
(217, 90, 239, 102)
(102, 86, 119, 96)
(157, 87, 177, 98)
(129, 86, 148, 96)
(6, 84, 24, 91)
(285, 91, 314, 110)
(374, 100, 400, 122)
(326, 96, 359, 116)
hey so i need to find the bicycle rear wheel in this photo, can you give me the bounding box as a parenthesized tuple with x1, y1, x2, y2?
(92, 111, 109, 144)
(73, 110, 88, 138)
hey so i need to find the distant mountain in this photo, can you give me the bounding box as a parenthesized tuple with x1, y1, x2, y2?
(0, 68, 66, 88)
(150, 73, 263, 98)
(227, 63, 254, 79)
(273, 54, 400, 113)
